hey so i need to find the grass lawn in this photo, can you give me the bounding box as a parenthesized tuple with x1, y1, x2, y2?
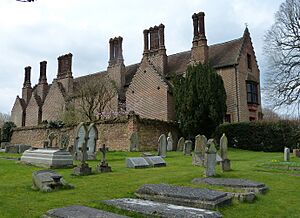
(0, 149, 300, 218)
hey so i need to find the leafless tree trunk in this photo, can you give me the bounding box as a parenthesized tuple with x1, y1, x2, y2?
(0, 113, 10, 128)
(264, 0, 300, 110)
(73, 75, 117, 122)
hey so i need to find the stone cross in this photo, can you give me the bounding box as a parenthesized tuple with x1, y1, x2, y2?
(167, 132, 173, 151)
(100, 144, 108, 165)
(204, 139, 217, 177)
(284, 147, 290, 162)
(158, 134, 167, 158)
(78, 143, 89, 165)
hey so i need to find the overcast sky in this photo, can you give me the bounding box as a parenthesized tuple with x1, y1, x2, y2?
(0, 0, 284, 114)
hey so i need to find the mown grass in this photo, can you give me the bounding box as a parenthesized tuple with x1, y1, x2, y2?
(0, 149, 300, 218)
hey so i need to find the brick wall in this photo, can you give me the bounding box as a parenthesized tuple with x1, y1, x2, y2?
(25, 96, 40, 126)
(126, 65, 170, 121)
(42, 81, 66, 122)
(11, 115, 179, 151)
(11, 97, 24, 127)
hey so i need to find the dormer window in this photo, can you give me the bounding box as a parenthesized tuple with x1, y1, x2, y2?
(247, 53, 252, 70)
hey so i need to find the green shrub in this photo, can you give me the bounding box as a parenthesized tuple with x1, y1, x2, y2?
(1, 122, 16, 142)
(214, 120, 300, 152)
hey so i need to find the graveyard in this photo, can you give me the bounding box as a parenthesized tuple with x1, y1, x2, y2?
(1, 148, 300, 217)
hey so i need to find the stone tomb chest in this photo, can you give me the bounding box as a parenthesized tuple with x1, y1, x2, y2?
(135, 184, 232, 209)
(143, 156, 166, 167)
(20, 149, 73, 168)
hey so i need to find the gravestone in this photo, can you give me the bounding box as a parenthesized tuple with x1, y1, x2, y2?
(126, 157, 150, 168)
(104, 198, 222, 218)
(192, 177, 268, 194)
(43, 205, 128, 218)
(129, 132, 139, 151)
(59, 133, 70, 150)
(193, 135, 207, 166)
(284, 147, 290, 162)
(204, 139, 217, 177)
(220, 133, 231, 171)
(32, 170, 74, 192)
(20, 149, 73, 168)
(177, 137, 185, 151)
(158, 134, 167, 158)
(74, 123, 87, 160)
(48, 132, 58, 148)
(73, 125, 92, 176)
(183, 140, 192, 155)
(135, 184, 232, 209)
(167, 132, 173, 151)
(96, 144, 112, 173)
(143, 156, 166, 167)
(5, 144, 31, 154)
(86, 123, 97, 160)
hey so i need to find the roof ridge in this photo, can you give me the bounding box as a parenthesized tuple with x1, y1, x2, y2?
(209, 37, 243, 47)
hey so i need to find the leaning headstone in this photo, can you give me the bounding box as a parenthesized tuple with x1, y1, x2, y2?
(104, 198, 222, 218)
(129, 132, 139, 151)
(86, 123, 97, 160)
(177, 137, 185, 151)
(193, 135, 207, 166)
(143, 156, 166, 167)
(158, 134, 167, 158)
(204, 139, 217, 177)
(32, 170, 74, 192)
(167, 132, 173, 151)
(183, 140, 192, 155)
(126, 157, 150, 168)
(220, 133, 231, 171)
(96, 144, 112, 173)
(21, 149, 73, 168)
(135, 184, 232, 210)
(43, 205, 128, 218)
(192, 177, 268, 194)
(284, 147, 290, 162)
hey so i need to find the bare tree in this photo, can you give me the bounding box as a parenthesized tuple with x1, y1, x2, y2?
(73, 75, 117, 122)
(0, 113, 11, 128)
(264, 0, 300, 109)
(262, 108, 281, 121)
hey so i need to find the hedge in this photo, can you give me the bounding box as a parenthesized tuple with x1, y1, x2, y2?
(214, 120, 300, 152)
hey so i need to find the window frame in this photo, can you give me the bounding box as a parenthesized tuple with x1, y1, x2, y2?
(246, 80, 259, 105)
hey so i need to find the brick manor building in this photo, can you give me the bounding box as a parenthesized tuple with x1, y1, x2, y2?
(11, 12, 262, 127)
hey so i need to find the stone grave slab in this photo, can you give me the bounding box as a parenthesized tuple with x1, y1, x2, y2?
(192, 178, 268, 194)
(43, 205, 128, 218)
(126, 157, 150, 169)
(104, 198, 222, 218)
(32, 170, 74, 192)
(135, 184, 232, 209)
(143, 156, 166, 167)
(20, 149, 73, 168)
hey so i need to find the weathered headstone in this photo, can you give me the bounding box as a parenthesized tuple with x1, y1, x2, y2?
(32, 170, 74, 192)
(193, 135, 207, 166)
(129, 132, 139, 151)
(96, 144, 112, 173)
(43, 205, 128, 218)
(220, 133, 231, 171)
(104, 198, 222, 218)
(158, 134, 167, 158)
(192, 177, 268, 194)
(143, 156, 166, 167)
(135, 184, 232, 209)
(59, 133, 70, 150)
(48, 132, 58, 148)
(74, 123, 87, 160)
(204, 139, 217, 177)
(284, 147, 290, 162)
(167, 132, 173, 151)
(126, 157, 150, 168)
(177, 137, 185, 151)
(20, 149, 73, 168)
(86, 123, 97, 160)
(183, 140, 192, 155)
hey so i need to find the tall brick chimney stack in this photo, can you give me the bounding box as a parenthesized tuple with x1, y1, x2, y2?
(191, 12, 208, 64)
(142, 24, 167, 74)
(108, 37, 126, 93)
(39, 61, 47, 84)
(57, 53, 73, 80)
(22, 66, 32, 104)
